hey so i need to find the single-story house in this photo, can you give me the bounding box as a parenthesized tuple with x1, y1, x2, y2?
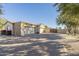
(0, 18, 50, 36)
(50, 28, 57, 33)
(38, 24, 50, 33)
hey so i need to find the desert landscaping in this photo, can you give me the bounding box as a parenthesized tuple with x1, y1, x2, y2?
(0, 33, 79, 56)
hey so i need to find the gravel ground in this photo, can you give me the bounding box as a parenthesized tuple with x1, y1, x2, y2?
(58, 34, 79, 56)
(0, 33, 78, 56)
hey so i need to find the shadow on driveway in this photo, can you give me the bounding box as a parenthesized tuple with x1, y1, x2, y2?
(0, 41, 65, 56)
(0, 33, 65, 56)
(24, 33, 63, 40)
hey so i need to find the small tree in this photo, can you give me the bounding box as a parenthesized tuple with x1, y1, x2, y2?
(55, 3, 79, 35)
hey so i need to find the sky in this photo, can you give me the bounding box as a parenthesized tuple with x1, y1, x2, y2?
(1, 3, 58, 28)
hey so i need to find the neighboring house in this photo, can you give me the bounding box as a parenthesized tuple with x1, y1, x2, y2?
(0, 18, 13, 35)
(50, 28, 57, 33)
(1, 21, 13, 35)
(39, 24, 46, 33)
(38, 24, 50, 33)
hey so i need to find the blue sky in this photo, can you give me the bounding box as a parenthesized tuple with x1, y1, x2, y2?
(1, 3, 58, 28)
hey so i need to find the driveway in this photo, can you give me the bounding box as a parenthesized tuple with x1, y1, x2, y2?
(0, 33, 68, 56)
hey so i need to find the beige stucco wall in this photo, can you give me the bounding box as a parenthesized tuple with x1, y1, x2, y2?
(13, 22, 21, 36)
(39, 24, 50, 33)
(0, 22, 14, 35)
(13, 22, 35, 36)
(40, 28, 44, 33)
(4, 22, 13, 30)
(39, 24, 47, 33)
(20, 22, 36, 36)
(20, 22, 29, 36)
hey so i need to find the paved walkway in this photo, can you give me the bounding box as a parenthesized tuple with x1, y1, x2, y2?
(0, 33, 68, 56)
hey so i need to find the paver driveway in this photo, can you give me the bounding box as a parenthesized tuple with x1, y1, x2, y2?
(0, 33, 67, 56)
